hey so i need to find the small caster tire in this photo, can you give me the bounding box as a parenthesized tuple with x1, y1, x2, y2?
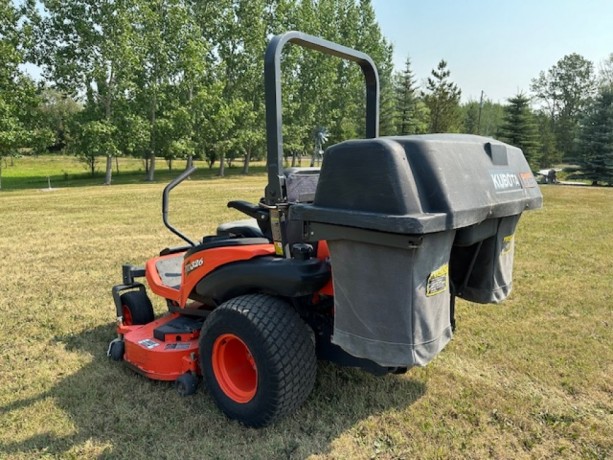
(108, 340, 125, 361)
(175, 373, 198, 396)
(120, 290, 154, 325)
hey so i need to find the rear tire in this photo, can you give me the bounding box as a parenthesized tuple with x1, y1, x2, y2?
(120, 290, 154, 325)
(199, 294, 316, 427)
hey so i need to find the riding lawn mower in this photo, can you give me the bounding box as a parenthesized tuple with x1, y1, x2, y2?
(107, 31, 543, 427)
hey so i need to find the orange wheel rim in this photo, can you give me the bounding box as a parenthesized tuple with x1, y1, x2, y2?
(212, 333, 257, 403)
(122, 306, 133, 325)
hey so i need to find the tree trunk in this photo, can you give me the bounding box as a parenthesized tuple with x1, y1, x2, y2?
(186, 155, 193, 170)
(115, 156, 120, 174)
(104, 155, 113, 185)
(291, 151, 297, 167)
(242, 150, 251, 174)
(168, 158, 173, 171)
(147, 87, 157, 182)
(147, 154, 155, 181)
(218, 152, 226, 177)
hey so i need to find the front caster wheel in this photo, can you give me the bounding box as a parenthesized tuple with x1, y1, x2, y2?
(175, 373, 199, 396)
(120, 290, 154, 325)
(107, 339, 125, 361)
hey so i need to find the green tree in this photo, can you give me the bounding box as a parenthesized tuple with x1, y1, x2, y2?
(531, 53, 596, 161)
(37, 89, 82, 153)
(394, 56, 429, 135)
(598, 53, 613, 90)
(33, 0, 141, 184)
(71, 119, 119, 176)
(423, 60, 462, 133)
(214, 0, 268, 174)
(23, 0, 399, 180)
(498, 93, 541, 170)
(134, 0, 214, 180)
(115, 112, 149, 166)
(575, 88, 613, 185)
(534, 111, 559, 167)
(0, 0, 52, 189)
(461, 98, 504, 137)
(277, 0, 396, 149)
(377, 45, 398, 136)
(462, 101, 479, 134)
(355, 0, 396, 136)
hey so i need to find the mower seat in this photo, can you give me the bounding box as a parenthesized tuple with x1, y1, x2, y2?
(216, 219, 265, 238)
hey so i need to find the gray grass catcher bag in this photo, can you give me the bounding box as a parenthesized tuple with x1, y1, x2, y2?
(290, 134, 542, 368)
(328, 232, 455, 367)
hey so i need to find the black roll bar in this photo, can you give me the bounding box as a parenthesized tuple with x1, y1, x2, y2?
(264, 31, 380, 205)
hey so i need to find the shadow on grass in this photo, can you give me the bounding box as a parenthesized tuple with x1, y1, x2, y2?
(0, 323, 425, 458)
(0, 165, 268, 191)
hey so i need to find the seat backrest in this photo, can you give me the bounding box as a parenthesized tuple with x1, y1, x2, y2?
(285, 168, 320, 203)
(216, 219, 266, 239)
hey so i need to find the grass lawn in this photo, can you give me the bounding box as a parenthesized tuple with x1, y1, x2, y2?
(0, 155, 267, 191)
(0, 162, 611, 459)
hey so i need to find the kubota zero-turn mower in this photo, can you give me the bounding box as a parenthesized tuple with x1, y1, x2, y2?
(108, 31, 542, 427)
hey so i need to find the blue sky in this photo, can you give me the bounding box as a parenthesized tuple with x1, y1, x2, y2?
(371, 0, 613, 103)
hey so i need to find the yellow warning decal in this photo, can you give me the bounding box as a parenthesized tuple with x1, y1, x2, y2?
(274, 241, 284, 256)
(426, 263, 449, 297)
(502, 234, 514, 254)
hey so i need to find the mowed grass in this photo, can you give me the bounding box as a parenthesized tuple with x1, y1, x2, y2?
(0, 170, 611, 458)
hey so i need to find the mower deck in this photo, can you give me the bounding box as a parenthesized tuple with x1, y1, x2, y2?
(123, 313, 203, 381)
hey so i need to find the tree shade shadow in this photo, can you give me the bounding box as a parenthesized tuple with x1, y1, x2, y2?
(0, 324, 426, 459)
(1, 165, 269, 192)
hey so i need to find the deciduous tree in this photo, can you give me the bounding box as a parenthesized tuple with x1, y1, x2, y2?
(33, 0, 141, 184)
(530, 53, 596, 160)
(0, 0, 52, 189)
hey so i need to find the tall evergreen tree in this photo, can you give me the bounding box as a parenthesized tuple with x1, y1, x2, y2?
(575, 88, 613, 185)
(498, 93, 541, 170)
(376, 42, 398, 136)
(423, 60, 461, 133)
(393, 56, 429, 135)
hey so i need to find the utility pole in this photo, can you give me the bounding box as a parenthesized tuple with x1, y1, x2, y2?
(477, 90, 484, 135)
